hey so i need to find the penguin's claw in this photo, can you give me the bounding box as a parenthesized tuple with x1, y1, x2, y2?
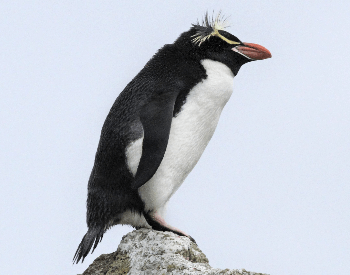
(188, 235, 196, 244)
(143, 210, 196, 243)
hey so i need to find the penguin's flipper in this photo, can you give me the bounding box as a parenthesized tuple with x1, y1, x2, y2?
(131, 91, 177, 189)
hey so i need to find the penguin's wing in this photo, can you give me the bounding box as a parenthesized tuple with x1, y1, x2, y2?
(131, 91, 177, 189)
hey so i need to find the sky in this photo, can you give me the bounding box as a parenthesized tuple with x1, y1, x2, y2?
(1, 1, 349, 274)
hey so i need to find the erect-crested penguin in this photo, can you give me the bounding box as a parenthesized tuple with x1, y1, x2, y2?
(73, 12, 271, 263)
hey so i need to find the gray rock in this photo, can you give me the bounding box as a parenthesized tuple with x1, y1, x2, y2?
(81, 229, 268, 275)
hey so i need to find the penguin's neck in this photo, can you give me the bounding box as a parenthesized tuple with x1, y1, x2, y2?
(198, 59, 235, 106)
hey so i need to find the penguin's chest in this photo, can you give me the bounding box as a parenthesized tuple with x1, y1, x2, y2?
(127, 59, 234, 210)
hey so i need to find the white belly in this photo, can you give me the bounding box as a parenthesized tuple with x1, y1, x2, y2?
(126, 59, 234, 214)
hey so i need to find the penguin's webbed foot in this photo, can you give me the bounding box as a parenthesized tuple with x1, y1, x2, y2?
(143, 210, 196, 243)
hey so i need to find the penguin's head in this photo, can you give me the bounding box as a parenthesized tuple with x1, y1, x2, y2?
(174, 12, 272, 75)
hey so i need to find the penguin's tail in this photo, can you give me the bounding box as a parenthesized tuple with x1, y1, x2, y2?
(73, 226, 105, 264)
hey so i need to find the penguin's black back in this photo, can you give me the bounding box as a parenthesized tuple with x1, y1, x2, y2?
(86, 44, 207, 229)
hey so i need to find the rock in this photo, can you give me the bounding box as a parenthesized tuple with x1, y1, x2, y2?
(81, 228, 268, 275)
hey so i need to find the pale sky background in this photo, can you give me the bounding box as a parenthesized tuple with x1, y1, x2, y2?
(1, 1, 349, 274)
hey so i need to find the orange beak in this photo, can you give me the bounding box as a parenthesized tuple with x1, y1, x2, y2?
(233, 43, 272, 60)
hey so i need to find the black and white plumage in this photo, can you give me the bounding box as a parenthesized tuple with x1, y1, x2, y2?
(73, 13, 271, 263)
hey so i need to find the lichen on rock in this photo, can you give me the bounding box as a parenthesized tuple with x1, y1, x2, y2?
(80, 228, 268, 275)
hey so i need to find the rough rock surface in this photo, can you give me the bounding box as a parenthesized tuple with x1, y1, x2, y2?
(80, 228, 268, 275)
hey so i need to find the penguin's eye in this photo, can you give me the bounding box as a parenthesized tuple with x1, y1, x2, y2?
(216, 30, 242, 46)
(191, 28, 240, 46)
(216, 32, 240, 45)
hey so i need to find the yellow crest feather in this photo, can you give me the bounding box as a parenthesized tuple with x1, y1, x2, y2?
(191, 11, 240, 46)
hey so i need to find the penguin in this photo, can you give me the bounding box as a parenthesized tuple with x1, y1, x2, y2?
(73, 12, 271, 264)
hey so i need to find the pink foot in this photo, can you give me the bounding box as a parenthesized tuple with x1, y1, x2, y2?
(143, 210, 196, 243)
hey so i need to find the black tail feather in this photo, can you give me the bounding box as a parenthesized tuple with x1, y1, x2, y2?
(73, 226, 105, 264)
